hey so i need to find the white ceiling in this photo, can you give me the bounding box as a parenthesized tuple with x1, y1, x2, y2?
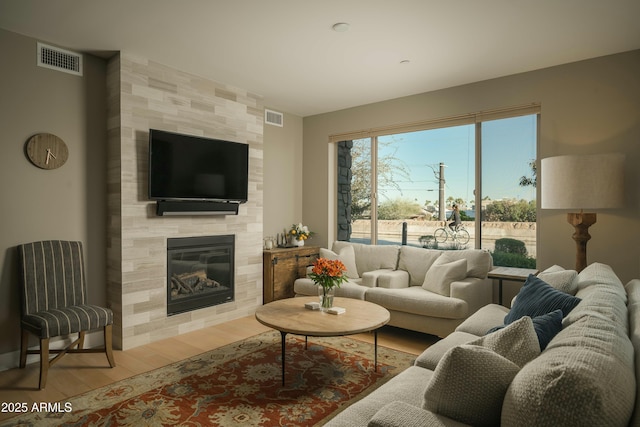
(1, 0, 639, 117)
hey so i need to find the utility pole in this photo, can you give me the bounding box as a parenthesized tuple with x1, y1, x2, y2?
(439, 162, 446, 221)
(427, 162, 447, 221)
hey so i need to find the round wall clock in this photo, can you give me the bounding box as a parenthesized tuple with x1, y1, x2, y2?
(25, 133, 69, 170)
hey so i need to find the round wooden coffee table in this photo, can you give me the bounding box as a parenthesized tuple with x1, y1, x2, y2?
(255, 297, 390, 385)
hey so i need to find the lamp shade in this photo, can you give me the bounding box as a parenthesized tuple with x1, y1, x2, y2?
(541, 153, 625, 210)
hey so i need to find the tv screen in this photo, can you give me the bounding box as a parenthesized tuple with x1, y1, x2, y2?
(148, 129, 249, 203)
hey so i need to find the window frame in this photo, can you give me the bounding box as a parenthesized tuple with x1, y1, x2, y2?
(332, 103, 541, 248)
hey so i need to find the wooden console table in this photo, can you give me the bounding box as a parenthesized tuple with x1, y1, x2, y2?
(488, 266, 539, 306)
(263, 246, 320, 303)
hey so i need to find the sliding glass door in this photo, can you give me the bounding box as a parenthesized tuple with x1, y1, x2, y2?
(481, 115, 537, 267)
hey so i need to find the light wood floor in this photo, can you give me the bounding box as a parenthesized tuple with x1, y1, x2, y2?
(0, 315, 438, 422)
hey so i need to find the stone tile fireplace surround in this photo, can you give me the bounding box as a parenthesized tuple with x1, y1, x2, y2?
(107, 53, 264, 350)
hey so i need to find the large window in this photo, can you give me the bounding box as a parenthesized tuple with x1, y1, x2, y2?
(337, 106, 538, 267)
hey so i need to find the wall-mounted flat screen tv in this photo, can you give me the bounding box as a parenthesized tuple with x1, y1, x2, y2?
(148, 129, 249, 203)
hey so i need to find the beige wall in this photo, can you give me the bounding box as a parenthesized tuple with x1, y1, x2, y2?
(303, 50, 640, 284)
(0, 29, 108, 358)
(263, 111, 304, 239)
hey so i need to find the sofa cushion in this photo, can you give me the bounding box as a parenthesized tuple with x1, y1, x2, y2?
(320, 245, 359, 279)
(369, 401, 470, 427)
(398, 246, 443, 287)
(376, 269, 410, 289)
(361, 269, 409, 289)
(455, 303, 509, 336)
(325, 366, 434, 426)
(422, 258, 467, 297)
(414, 331, 478, 370)
(504, 275, 581, 324)
(537, 265, 579, 295)
(423, 344, 520, 427)
(365, 286, 468, 319)
(488, 309, 563, 351)
(437, 249, 492, 279)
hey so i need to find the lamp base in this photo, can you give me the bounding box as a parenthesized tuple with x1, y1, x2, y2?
(567, 212, 597, 272)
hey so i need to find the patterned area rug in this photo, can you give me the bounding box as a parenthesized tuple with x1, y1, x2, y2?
(2, 331, 415, 426)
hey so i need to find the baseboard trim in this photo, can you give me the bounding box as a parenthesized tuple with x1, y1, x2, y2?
(0, 330, 105, 372)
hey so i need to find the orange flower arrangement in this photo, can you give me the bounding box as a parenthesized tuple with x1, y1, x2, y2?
(308, 258, 348, 291)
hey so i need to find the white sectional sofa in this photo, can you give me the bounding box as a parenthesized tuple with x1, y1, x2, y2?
(326, 263, 640, 426)
(293, 241, 493, 337)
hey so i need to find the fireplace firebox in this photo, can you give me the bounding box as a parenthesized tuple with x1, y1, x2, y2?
(167, 235, 234, 316)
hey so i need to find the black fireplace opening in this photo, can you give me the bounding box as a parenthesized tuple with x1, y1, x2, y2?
(167, 235, 234, 316)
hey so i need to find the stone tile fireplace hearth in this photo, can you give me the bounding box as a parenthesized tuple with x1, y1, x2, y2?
(167, 235, 235, 316)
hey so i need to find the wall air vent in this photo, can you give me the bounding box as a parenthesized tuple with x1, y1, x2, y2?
(265, 109, 284, 127)
(37, 42, 83, 76)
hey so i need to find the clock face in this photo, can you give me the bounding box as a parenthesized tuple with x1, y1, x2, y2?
(25, 133, 69, 170)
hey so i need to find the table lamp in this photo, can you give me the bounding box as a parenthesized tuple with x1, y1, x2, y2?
(541, 153, 625, 272)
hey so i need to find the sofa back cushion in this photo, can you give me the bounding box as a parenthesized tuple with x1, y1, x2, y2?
(398, 246, 442, 286)
(625, 279, 640, 427)
(332, 241, 400, 275)
(437, 249, 492, 279)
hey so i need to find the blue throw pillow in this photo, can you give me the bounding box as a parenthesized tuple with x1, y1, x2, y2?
(486, 309, 563, 351)
(504, 275, 581, 325)
(531, 309, 563, 350)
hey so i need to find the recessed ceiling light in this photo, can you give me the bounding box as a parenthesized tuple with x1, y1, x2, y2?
(400, 60, 411, 64)
(332, 22, 350, 32)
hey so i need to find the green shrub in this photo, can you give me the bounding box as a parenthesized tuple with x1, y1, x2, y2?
(491, 251, 537, 268)
(377, 198, 422, 220)
(460, 210, 474, 221)
(494, 238, 528, 256)
(484, 199, 536, 222)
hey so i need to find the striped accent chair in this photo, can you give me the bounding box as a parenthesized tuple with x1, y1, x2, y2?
(18, 240, 115, 389)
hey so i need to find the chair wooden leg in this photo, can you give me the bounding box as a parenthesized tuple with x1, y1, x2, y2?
(20, 329, 28, 368)
(104, 324, 116, 368)
(77, 331, 85, 349)
(39, 338, 50, 390)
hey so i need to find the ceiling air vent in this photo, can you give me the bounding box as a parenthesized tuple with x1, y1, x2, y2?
(37, 42, 83, 76)
(265, 109, 284, 127)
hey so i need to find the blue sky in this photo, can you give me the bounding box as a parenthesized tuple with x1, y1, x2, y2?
(375, 115, 537, 207)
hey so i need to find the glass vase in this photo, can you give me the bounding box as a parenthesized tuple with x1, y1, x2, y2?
(318, 286, 335, 311)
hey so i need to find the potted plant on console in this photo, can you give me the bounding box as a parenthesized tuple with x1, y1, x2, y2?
(309, 258, 347, 311)
(289, 223, 313, 246)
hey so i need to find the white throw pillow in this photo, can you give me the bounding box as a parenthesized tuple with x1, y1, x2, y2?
(421, 258, 467, 296)
(319, 246, 359, 279)
(538, 265, 579, 295)
(469, 316, 541, 367)
(423, 344, 520, 427)
(438, 249, 493, 278)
